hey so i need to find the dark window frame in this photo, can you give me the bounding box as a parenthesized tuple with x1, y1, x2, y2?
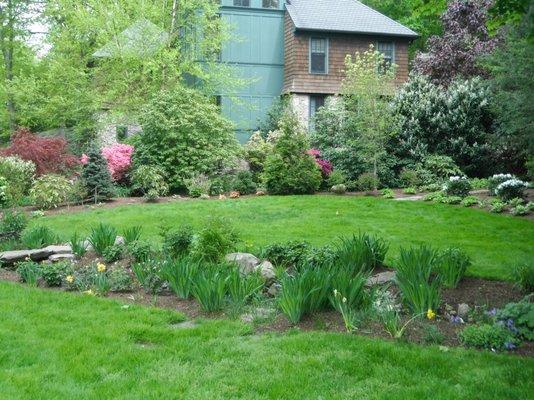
(376, 41, 395, 72)
(309, 95, 327, 130)
(262, 0, 279, 9)
(233, 0, 250, 7)
(309, 37, 328, 75)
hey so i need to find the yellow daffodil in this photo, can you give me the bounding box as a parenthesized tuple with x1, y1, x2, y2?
(83, 289, 95, 296)
(96, 263, 106, 273)
(65, 275, 74, 284)
(427, 309, 436, 320)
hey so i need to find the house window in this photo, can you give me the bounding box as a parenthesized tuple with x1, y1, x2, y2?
(310, 38, 328, 74)
(233, 0, 250, 6)
(377, 42, 395, 71)
(262, 0, 279, 8)
(309, 95, 326, 130)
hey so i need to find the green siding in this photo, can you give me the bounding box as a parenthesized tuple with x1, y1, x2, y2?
(220, 4, 285, 142)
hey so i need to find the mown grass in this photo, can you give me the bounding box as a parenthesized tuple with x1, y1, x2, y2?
(33, 196, 534, 280)
(0, 282, 532, 400)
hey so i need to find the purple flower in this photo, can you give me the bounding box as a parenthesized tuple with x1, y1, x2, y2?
(504, 341, 516, 351)
(450, 315, 464, 324)
(486, 308, 497, 317)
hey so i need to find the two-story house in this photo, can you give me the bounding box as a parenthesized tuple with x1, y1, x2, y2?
(219, 0, 417, 142)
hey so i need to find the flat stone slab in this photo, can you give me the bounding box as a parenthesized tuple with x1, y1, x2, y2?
(49, 253, 76, 262)
(0, 248, 53, 264)
(366, 271, 396, 286)
(44, 245, 72, 254)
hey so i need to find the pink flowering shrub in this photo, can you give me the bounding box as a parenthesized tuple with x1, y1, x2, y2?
(307, 148, 333, 177)
(101, 144, 134, 181)
(81, 144, 134, 182)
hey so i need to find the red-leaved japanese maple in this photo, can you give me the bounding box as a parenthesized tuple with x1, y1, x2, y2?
(0, 128, 79, 175)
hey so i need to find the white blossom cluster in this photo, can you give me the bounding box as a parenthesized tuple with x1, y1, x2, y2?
(496, 179, 529, 192)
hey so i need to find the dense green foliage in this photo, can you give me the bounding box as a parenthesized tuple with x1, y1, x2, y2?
(263, 112, 322, 195)
(132, 87, 239, 192)
(30, 174, 75, 209)
(81, 145, 114, 202)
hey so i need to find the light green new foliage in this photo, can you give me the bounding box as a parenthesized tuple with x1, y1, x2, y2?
(328, 269, 368, 310)
(21, 226, 58, 249)
(335, 233, 389, 274)
(278, 273, 310, 324)
(160, 257, 199, 299)
(227, 268, 263, 306)
(69, 232, 87, 258)
(88, 223, 117, 255)
(395, 245, 441, 315)
(122, 226, 142, 244)
(191, 265, 229, 312)
(16, 260, 40, 287)
(437, 248, 471, 288)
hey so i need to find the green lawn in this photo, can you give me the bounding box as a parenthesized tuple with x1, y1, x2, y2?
(0, 282, 532, 399)
(35, 196, 533, 280)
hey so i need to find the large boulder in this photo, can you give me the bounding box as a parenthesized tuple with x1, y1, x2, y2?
(225, 253, 260, 274)
(0, 245, 73, 265)
(366, 271, 396, 286)
(257, 260, 276, 281)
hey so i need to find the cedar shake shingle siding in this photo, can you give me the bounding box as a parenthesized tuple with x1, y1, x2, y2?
(282, 13, 412, 95)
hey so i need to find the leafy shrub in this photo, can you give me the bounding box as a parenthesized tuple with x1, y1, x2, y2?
(422, 324, 445, 345)
(400, 168, 421, 188)
(0, 156, 35, 205)
(243, 131, 274, 178)
(489, 200, 506, 213)
(81, 145, 115, 202)
(415, 155, 464, 186)
(231, 171, 257, 195)
(260, 241, 311, 268)
(459, 324, 517, 351)
(460, 196, 479, 207)
(41, 261, 71, 287)
(263, 111, 321, 195)
(122, 226, 142, 244)
(131, 165, 169, 201)
(109, 268, 134, 292)
(495, 297, 534, 341)
(88, 223, 117, 255)
(443, 176, 471, 197)
(331, 184, 346, 195)
(191, 264, 228, 312)
(327, 170, 346, 187)
(101, 143, 134, 182)
(30, 174, 75, 209)
(127, 240, 153, 263)
(395, 245, 441, 315)
(469, 178, 488, 190)
(512, 264, 534, 293)
(227, 267, 263, 306)
(381, 188, 395, 199)
(0, 210, 27, 238)
(186, 173, 211, 198)
(508, 197, 524, 208)
(132, 86, 239, 191)
(162, 225, 194, 258)
(160, 257, 199, 299)
(511, 205, 529, 216)
(403, 187, 416, 195)
(116, 125, 128, 141)
(442, 195, 463, 205)
(488, 174, 515, 195)
(355, 173, 379, 192)
(208, 174, 232, 196)
(437, 248, 470, 288)
(193, 217, 238, 262)
(69, 232, 87, 258)
(0, 128, 79, 175)
(16, 259, 41, 286)
(0, 177, 8, 207)
(496, 179, 529, 201)
(102, 244, 124, 263)
(21, 226, 58, 248)
(132, 260, 164, 294)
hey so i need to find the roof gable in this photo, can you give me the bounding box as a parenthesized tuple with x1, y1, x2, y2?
(285, 0, 418, 38)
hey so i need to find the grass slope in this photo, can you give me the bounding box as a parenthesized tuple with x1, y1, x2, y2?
(0, 282, 532, 400)
(35, 196, 533, 280)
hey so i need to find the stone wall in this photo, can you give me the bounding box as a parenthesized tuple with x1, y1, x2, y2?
(95, 112, 142, 147)
(289, 94, 310, 129)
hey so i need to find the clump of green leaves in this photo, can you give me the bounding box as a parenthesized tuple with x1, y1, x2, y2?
(193, 217, 238, 263)
(162, 225, 194, 258)
(81, 145, 115, 202)
(190, 264, 229, 312)
(88, 223, 117, 255)
(30, 174, 75, 209)
(436, 248, 470, 288)
(21, 226, 58, 249)
(69, 232, 87, 258)
(227, 267, 263, 307)
(103, 244, 124, 263)
(132, 260, 164, 295)
(512, 264, 534, 293)
(0, 210, 27, 238)
(41, 261, 72, 287)
(459, 324, 517, 351)
(131, 165, 169, 201)
(122, 226, 142, 244)
(127, 240, 153, 263)
(159, 257, 199, 299)
(16, 259, 41, 286)
(335, 233, 388, 274)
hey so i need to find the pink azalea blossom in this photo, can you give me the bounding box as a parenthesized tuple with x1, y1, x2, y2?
(80, 154, 89, 164)
(101, 143, 134, 181)
(308, 148, 333, 177)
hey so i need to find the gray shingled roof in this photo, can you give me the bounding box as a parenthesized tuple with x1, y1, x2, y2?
(285, 0, 418, 38)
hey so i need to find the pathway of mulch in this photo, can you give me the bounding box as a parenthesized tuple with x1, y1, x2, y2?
(1, 267, 531, 357)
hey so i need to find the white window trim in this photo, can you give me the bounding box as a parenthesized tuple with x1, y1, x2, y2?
(309, 37, 329, 75)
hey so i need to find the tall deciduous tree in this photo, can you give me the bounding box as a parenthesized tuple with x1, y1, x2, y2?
(341, 46, 398, 188)
(413, 0, 500, 86)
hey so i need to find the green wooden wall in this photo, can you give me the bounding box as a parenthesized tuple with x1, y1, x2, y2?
(219, 1, 286, 143)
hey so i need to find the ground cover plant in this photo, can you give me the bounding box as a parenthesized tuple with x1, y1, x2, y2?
(32, 196, 534, 280)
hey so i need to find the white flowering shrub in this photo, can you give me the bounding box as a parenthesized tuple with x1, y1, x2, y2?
(495, 179, 529, 201)
(443, 176, 471, 197)
(488, 173, 515, 195)
(0, 176, 8, 207)
(0, 156, 36, 205)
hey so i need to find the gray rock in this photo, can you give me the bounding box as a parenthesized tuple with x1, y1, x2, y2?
(115, 236, 125, 246)
(43, 245, 72, 254)
(457, 303, 470, 318)
(267, 283, 281, 297)
(49, 253, 76, 262)
(257, 260, 276, 281)
(225, 253, 260, 274)
(0, 248, 53, 264)
(366, 271, 396, 286)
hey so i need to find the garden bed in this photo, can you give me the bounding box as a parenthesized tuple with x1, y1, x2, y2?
(1, 264, 531, 357)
